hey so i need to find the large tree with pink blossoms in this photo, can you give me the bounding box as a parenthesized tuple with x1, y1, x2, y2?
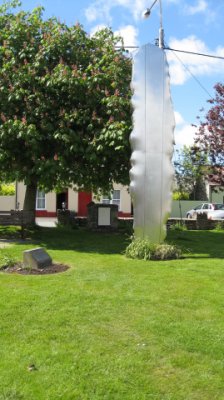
(0, 1, 132, 216)
(195, 83, 224, 186)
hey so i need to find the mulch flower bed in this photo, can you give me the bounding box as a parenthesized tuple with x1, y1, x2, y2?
(2, 263, 69, 275)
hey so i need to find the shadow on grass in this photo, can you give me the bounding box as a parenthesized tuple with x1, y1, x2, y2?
(167, 229, 224, 259)
(1, 225, 224, 259)
(28, 226, 130, 255)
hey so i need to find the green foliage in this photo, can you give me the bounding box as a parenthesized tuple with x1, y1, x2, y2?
(215, 221, 224, 231)
(125, 237, 154, 260)
(151, 243, 182, 260)
(117, 218, 133, 234)
(172, 191, 189, 200)
(0, 182, 15, 195)
(170, 222, 187, 232)
(0, 225, 21, 238)
(0, 3, 132, 209)
(125, 237, 182, 260)
(174, 145, 208, 200)
(0, 253, 16, 269)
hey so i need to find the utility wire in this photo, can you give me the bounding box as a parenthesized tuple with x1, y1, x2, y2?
(166, 45, 213, 99)
(118, 45, 224, 61)
(165, 47, 224, 60)
(119, 42, 223, 98)
(120, 43, 216, 98)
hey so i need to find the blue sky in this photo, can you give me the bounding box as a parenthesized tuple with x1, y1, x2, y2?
(3, 0, 224, 148)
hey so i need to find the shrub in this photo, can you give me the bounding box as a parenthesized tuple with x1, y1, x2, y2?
(125, 237, 182, 261)
(172, 191, 189, 200)
(170, 222, 187, 232)
(125, 237, 155, 260)
(215, 221, 224, 231)
(0, 254, 16, 269)
(118, 218, 133, 234)
(0, 183, 15, 195)
(151, 244, 182, 260)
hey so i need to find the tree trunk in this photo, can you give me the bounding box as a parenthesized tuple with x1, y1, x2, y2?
(23, 182, 37, 225)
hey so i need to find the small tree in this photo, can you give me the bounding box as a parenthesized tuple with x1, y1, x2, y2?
(0, 2, 132, 221)
(195, 82, 224, 187)
(174, 145, 207, 201)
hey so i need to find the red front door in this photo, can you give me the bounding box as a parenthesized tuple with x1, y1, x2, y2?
(78, 191, 92, 216)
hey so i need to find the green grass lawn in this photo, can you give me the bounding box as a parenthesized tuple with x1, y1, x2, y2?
(0, 226, 224, 400)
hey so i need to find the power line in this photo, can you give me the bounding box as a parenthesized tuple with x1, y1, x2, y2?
(167, 46, 213, 99)
(120, 43, 217, 98)
(118, 45, 224, 61)
(165, 47, 224, 60)
(118, 43, 222, 98)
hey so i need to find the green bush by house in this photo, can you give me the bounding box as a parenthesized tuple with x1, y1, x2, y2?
(0, 183, 15, 196)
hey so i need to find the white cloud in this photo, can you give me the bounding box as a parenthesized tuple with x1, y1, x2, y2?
(89, 24, 139, 50)
(183, 0, 217, 24)
(90, 24, 108, 36)
(174, 111, 184, 125)
(84, 0, 112, 24)
(84, 0, 149, 23)
(167, 35, 224, 85)
(174, 111, 197, 147)
(174, 123, 197, 147)
(85, 4, 100, 22)
(115, 25, 139, 48)
(129, 0, 150, 21)
(166, 0, 180, 3)
(184, 0, 208, 15)
(84, 0, 218, 26)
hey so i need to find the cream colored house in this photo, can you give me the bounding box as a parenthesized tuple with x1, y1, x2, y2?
(4, 180, 224, 220)
(0, 195, 16, 211)
(16, 182, 132, 218)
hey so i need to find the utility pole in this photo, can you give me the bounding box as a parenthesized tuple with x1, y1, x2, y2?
(142, 0, 164, 49)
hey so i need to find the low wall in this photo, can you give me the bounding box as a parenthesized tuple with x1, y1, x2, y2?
(0, 210, 35, 226)
(118, 217, 221, 231)
(167, 217, 222, 230)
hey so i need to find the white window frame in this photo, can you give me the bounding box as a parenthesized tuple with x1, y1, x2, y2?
(102, 190, 121, 210)
(36, 189, 46, 210)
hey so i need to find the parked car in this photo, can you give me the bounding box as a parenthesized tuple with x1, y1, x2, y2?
(207, 204, 224, 220)
(186, 203, 224, 219)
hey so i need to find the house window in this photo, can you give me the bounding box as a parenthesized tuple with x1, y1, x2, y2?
(36, 189, 46, 210)
(102, 190, 120, 210)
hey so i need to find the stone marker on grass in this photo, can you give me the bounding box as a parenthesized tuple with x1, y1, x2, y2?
(23, 248, 52, 269)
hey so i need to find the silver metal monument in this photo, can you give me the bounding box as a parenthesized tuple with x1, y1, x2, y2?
(130, 43, 175, 243)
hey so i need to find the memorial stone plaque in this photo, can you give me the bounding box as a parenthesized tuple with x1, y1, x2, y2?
(23, 248, 52, 269)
